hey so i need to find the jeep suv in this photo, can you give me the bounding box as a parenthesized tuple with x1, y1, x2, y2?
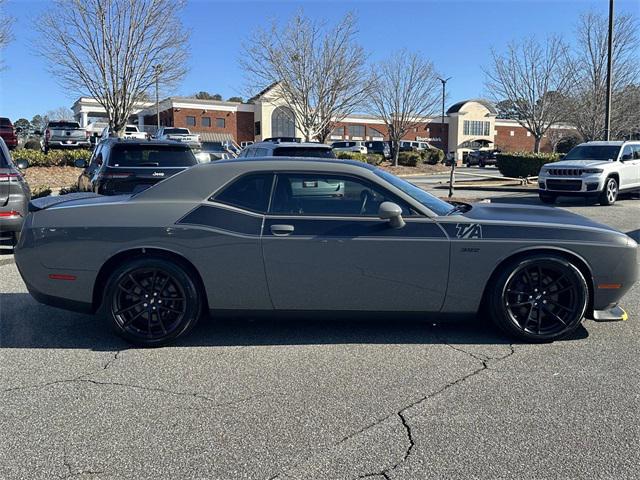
(538, 141, 640, 206)
(76, 139, 198, 195)
(0, 138, 30, 246)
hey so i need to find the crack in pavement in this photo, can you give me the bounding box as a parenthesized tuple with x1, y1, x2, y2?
(269, 342, 516, 480)
(60, 445, 105, 479)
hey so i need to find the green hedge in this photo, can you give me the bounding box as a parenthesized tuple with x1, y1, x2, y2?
(496, 152, 559, 178)
(12, 149, 92, 167)
(420, 148, 445, 165)
(336, 151, 384, 165)
(398, 151, 421, 167)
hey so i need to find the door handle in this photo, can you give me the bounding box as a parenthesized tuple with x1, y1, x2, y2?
(270, 224, 295, 236)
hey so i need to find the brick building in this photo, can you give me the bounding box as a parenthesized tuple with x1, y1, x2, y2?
(72, 87, 570, 160)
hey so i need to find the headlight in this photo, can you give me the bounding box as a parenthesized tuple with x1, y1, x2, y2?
(583, 168, 603, 174)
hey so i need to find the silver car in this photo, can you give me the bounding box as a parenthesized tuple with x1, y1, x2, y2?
(0, 138, 30, 247)
(15, 158, 638, 346)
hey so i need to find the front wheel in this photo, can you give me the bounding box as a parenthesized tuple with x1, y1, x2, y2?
(104, 257, 202, 346)
(488, 255, 589, 342)
(599, 177, 618, 206)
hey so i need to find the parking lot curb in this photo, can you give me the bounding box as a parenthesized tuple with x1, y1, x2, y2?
(433, 185, 534, 193)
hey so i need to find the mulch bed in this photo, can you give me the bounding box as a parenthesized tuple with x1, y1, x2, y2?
(378, 161, 450, 176)
(22, 167, 80, 191)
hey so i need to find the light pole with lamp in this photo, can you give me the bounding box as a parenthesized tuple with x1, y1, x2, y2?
(438, 77, 453, 197)
(604, 0, 614, 140)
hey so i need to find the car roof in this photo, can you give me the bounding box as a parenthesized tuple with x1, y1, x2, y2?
(583, 141, 625, 146)
(102, 138, 189, 147)
(250, 141, 332, 149)
(217, 156, 375, 170)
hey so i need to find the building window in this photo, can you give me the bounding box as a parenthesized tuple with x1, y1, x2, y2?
(272, 106, 295, 137)
(202, 117, 211, 127)
(510, 130, 515, 137)
(330, 127, 344, 140)
(186, 116, 196, 127)
(526, 131, 531, 137)
(348, 125, 365, 139)
(255, 121, 261, 136)
(216, 118, 226, 129)
(368, 127, 384, 140)
(463, 120, 490, 136)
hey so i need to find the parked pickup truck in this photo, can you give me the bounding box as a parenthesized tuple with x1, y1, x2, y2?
(154, 127, 201, 148)
(538, 141, 640, 206)
(100, 125, 148, 141)
(43, 120, 91, 153)
(0, 117, 18, 150)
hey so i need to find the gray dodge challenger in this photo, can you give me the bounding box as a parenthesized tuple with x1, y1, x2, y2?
(15, 158, 638, 346)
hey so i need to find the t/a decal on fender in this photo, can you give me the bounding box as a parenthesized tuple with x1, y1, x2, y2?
(456, 223, 483, 239)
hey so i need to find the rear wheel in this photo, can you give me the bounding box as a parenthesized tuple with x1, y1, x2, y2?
(105, 257, 202, 346)
(488, 255, 589, 342)
(539, 193, 556, 204)
(599, 177, 618, 206)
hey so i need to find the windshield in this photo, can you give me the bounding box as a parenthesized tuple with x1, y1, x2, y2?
(109, 145, 198, 167)
(373, 169, 455, 216)
(164, 128, 190, 135)
(125, 126, 138, 132)
(564, 145, 621, 161)
(273, 147, 335, 158)
(201, 141, 226, 152)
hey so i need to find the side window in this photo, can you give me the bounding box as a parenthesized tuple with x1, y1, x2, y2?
(633, 145, 640, 160)
(270, 173, 412, 217)
(213, 173, 274, 213)
(621, 145, 633, 160)
(89, 145, 103, 168)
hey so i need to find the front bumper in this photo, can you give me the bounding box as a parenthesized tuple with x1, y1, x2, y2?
(538, 174, 605, 194)
(592, 305, 628, 322)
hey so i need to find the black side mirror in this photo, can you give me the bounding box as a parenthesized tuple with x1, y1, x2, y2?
(74, 159, 88, 168)
(621, 153, 633, 161)
(16, 159, 29, 170)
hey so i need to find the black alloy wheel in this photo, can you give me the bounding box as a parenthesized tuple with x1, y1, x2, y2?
(489, 255, 588, 342)
(106, 258, 201, 346)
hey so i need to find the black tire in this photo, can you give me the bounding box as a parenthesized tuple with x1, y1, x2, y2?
(599, 176, 618, 206)
(104, 257, 202, 346)
(465, 160, 471, 167)
(539, 193, 556, 204)
(479, 160, 485, 168)
(488, 255, 589, 342)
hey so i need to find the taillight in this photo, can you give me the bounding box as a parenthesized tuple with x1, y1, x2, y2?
(0, 210, 21, 217)
(0, 173, 20, 182)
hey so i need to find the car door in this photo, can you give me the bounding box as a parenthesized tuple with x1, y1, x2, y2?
(632, 145, 640, 188)
(261, 172, 450, 312)
(618, 145, 637, 190)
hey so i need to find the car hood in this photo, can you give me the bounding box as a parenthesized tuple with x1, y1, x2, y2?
(547, 159, 613, 168)
(463, 202, 619, 233)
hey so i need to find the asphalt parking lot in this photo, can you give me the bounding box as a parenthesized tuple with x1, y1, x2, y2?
(1, 189, 639, 480)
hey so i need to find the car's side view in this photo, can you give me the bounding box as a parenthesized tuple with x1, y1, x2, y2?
(15, 158, 637, 346)
(538, 141, 640, 205)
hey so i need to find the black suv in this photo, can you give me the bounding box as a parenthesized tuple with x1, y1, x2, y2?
(76, 139, 198, 195)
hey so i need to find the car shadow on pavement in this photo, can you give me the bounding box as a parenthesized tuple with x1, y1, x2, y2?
(0, 293, 588, 350)
(486, 193, 639, 208)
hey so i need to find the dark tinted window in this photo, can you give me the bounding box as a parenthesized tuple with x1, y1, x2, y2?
(215, 173, 274, 213)
(125, 126, 138, 132)
(273, 147, 335, 158)
(201, 141, 225, 152)
(271, 173, 412, 216)
(163, 128, 190, 135)
(0, 118, 12, 127)
(109, 145, 197, 167)
(564, 145, 621, 161)
(49, 121, 80, 129)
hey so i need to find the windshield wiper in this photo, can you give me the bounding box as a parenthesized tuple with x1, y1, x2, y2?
(136, 162, 160, 167)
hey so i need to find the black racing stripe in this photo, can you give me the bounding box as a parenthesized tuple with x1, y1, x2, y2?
(442, 223, 617, 243)
(264, 218, 444, 238)
(177, 205, 262, 235)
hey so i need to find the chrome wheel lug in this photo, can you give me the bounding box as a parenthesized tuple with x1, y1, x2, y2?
(143, 303, 148, 307)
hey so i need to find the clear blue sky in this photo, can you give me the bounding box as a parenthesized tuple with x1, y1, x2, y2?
(1, 0, 638, 121)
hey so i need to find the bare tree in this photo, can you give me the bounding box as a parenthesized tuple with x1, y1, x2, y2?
(369, 50, 440, 166)
(570, 12, 640, 141)
(485, 36, 575, 152)
(0, 0, 14, 70)
(37, 0, 189, 136)
(43, 107, 76, 126)
(241, 11, 371, 142)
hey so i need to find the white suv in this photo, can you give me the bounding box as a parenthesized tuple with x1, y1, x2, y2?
(538, 141, 640, 206)
(331, 141, 368, 155)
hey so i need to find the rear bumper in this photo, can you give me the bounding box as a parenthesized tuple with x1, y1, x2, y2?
(0, 136, 18, 148)
(0, 214, 23, 233)
(47, 141, 91, 149)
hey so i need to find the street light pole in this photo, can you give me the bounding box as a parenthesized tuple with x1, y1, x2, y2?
(604, 0, 614, 140)
(153, 64, 163, 131)
(438, 77, 453, 197)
